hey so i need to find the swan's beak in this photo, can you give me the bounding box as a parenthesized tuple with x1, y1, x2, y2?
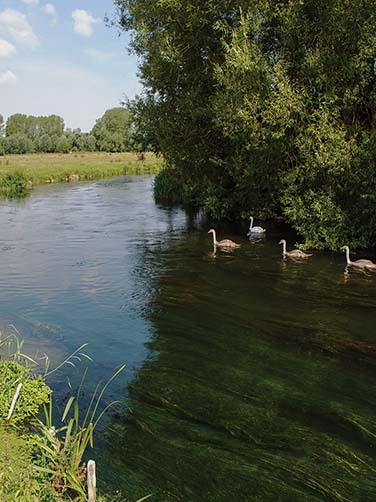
(278, 240, 283, 244)
(340, 246, 345, 251)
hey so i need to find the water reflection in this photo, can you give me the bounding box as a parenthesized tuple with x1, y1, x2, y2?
(0, 177, 375, 500)
(104, 228, 376, 501)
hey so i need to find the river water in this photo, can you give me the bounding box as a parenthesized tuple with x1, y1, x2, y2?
(1, 176, 375, 501)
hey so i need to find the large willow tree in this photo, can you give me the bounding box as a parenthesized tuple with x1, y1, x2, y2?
(115, 0, 376, 249)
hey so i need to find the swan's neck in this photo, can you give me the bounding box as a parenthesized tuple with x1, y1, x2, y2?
(282, 241, 287, 255)
(212, 231, 218, 246)
(249, 217, 254, 230)
(345, 247, 351, 264)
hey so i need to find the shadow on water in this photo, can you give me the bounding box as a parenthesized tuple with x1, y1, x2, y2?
(104, 229, 376, 501)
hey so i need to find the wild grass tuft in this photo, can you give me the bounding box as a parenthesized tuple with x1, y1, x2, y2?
(0, 328, 149, 501)
(33, 364, 126, 498)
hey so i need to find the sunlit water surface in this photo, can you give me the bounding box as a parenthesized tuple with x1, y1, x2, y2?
(0, 177, 375, 501)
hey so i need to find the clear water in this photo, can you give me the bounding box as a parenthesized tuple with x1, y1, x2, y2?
(1, 177, 375, 501)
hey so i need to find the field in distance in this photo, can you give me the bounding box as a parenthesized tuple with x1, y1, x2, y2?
(0, 152, 163, 186)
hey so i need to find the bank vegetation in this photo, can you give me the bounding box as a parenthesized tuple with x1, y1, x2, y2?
(0, 332, 149, 502)
(0, 152, 163, 197)
(116, 0, 376, 250)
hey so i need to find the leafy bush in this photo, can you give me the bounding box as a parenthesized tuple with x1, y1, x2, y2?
(153, 166, 199, 208)
(4, 133, 34, 154)
(0, 170, 29, 198)
(56, 135, 73, 153)
(0, 360, 51, 423)
(154, 167, 185, 205)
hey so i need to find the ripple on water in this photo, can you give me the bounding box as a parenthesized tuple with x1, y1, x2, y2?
(0, 177, 375, 500)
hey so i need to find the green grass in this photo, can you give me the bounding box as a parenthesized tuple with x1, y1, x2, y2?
(0, 152, 164, 187)
(0, 426, 39, 502)
(0, 332, 150, 502)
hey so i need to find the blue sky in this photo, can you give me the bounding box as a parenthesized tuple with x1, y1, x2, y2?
(0, 0, 141, 131)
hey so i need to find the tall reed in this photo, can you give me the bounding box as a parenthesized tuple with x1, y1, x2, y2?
(33, 364, 125, 498)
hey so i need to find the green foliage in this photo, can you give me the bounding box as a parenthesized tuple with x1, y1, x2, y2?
(6, 114, 64, 140)
(3, 109, 138, 154)
(0, 426, 41, 502)
(118, 0, 376, 248)
(36, 133, 54, 153)
(0, 331, 136, 502)
(0, 170, 29, 198)
(0, 425, 63, 501)
(0, 360, 51, 423)
(153, 167, 187, 205)
(92, 107, 133, 152)
(4, 133, 34, 154)
(34, 364, 125, 499)
(56, 135, 73, 153)
(0, 152, 162, 191)
(84, 134, 97, 151)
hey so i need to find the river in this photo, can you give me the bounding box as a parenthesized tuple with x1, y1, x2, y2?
(1, 176, 375, 501)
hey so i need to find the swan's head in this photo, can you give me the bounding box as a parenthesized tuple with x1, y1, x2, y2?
(278, 239, 285, 245)
(208, 229, 215, 234)
(340, 245, 348, 252)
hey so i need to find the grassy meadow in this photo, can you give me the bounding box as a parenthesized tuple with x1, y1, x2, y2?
(0, 152, 163, 187)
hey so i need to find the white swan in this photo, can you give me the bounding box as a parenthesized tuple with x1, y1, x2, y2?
(279, 239, 312, 259)
(247, 216, 266, 236)
(341, 245, 376, 270)
(208, 229, 240, 249)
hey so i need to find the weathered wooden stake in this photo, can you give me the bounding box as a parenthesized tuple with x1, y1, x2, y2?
(7, 382, 22, 420)
(87, 459, 96, 502)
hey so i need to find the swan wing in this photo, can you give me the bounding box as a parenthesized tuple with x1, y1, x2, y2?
(354, 259, 376, 268)
(218, 239, 240, 248)
(288, 249, 312, 258)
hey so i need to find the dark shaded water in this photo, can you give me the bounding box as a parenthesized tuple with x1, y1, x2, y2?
(1, 177, 376, 501)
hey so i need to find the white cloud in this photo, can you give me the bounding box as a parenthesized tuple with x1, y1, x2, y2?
(0, 39, 16, 58)
(0, 70, 17, 85)
(0, 9, 39, 49)
(22, 0, 40, 5)
(72, 9, 100, 37)
(0, 58, 141, 130)
(42, 3, 57, 26)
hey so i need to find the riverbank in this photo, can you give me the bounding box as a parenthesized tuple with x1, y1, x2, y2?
(0, 152, 163, 186)
(0, 333, 141, 502)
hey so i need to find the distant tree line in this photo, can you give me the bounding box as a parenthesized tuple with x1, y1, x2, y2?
(0, 107, 136, 155)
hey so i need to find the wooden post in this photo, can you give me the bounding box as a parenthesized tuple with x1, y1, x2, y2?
(7, 382, 22, 420)
(87, 459, 96, 502)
